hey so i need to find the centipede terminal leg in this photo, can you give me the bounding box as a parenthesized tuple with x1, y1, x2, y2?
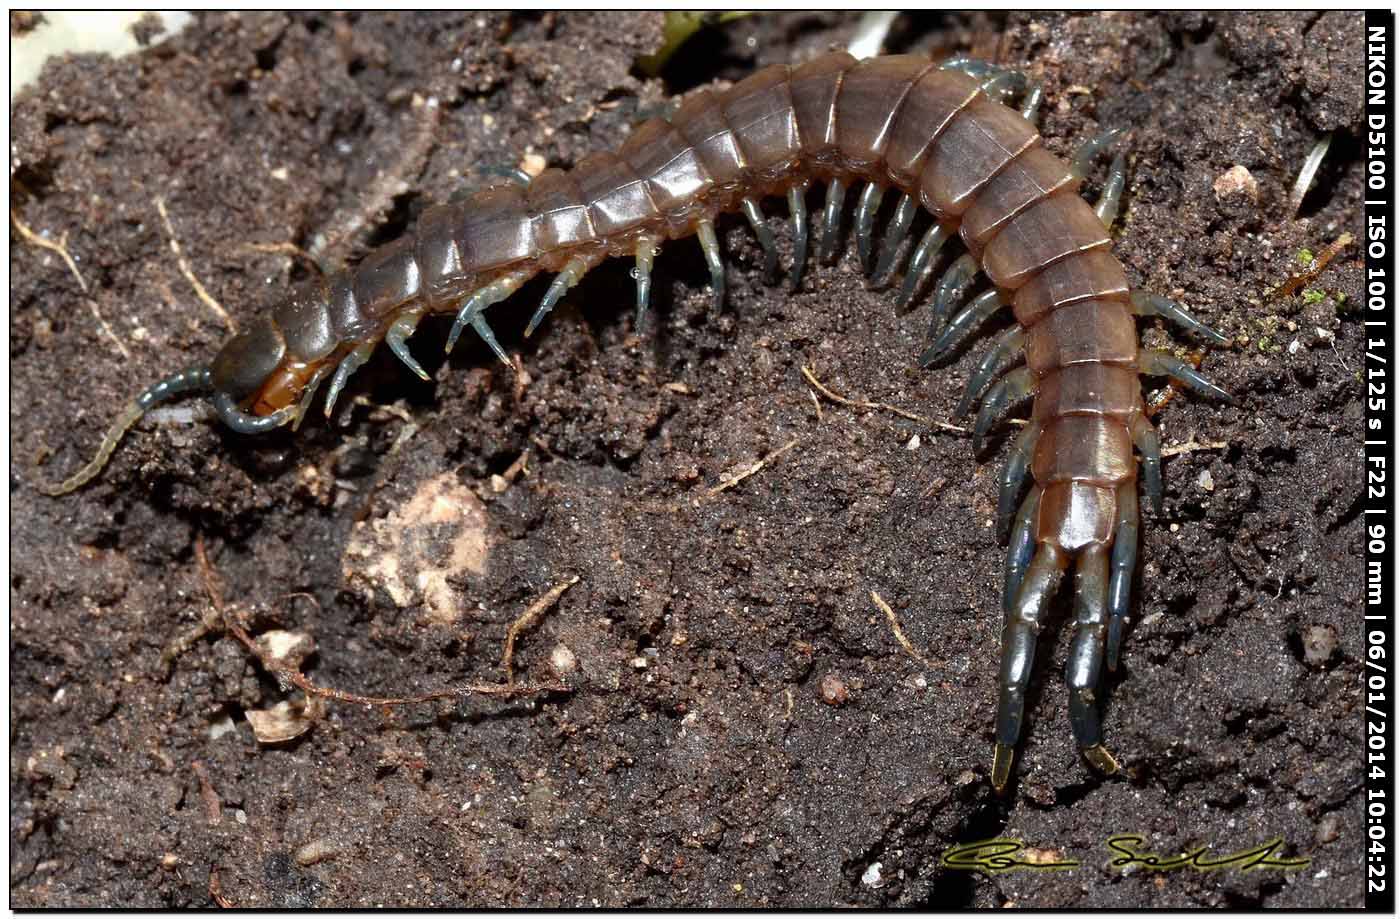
(1065, 547, 1120, 775)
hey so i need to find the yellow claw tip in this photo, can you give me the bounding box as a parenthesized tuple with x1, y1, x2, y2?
(991, 743, 1014, 793)
(1083, 744, 1121, 775)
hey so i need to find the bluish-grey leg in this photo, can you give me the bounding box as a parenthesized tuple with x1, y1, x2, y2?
(1095, 153, 1127, 228)
(997, 422, 1041, 544)
(921, 288, 1006, 366)
(1003, 486, 1041, 617)
(788, 185, 810, 290)
(528, 255, 593, 336)
(973, 366, 1036, 455)
(1130, 291, 1230, 345)
(385, 308, 430, 381)
(324, 342, 376, 420)
(819, 178, 847, 264)
(1138, 349, 1233, 403)
(697, 218, 726, 311)
(1071, 128, 1126, 180)
(950, 325, 1027, 414)
(871, 193, 916, 288)
(740, 197, 779, 284)
(897, 224, 950, 310)
(1065, 547, 1120, 775)
(930, 253, 979, 334)
(1106, 484, 1140, 672)
(854, 181, 886, 274)
(992, 542, 1068, 792)
(1130, 414, 1163, 515)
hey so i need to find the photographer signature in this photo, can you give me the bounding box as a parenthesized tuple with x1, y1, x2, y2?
(942, 836, 1310, 875)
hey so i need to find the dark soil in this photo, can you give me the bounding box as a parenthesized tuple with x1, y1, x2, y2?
(10, 11, 1366, 907)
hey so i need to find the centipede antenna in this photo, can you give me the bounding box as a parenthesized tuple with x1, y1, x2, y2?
(740, 198, 779, 284)
(871, 193, 915, 288)
(818, 178, 847, 264)
(697, 219, 726, 311)
(385, 309, 430, 381)
(36, 365, 213, 495)
(787, 185, 809, 290)
(528, 256, 591, 337)
(633, 237, 658, 330)
(898, 224, 950, 310)
(854, 182, 885, 274)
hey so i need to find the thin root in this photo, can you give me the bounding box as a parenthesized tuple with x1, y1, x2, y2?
(195, 536, 565, 708)
(801, 365, 968, 433)
(209, 866, 234, 909)
(241, 240, 327, 277)
(501, 575, 581, 685)
(870, 589, 935, 670)
(1159, 439, 1229, 458)
(190, 760, 222, 825)
(155, 196, 235, 332)
(705, 437, 801, 497)
(1268, 231, 1355, 302)
(12, 208, 131, 360)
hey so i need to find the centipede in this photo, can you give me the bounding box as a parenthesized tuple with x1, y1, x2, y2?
(37, 50, 1233, 792)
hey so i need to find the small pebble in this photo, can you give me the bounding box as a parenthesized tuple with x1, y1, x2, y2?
(295, 837, 342, 866)
(1314, 813, 1341, 845)
(861, 861, 884, 887)
(1196, 469, 1214, 492)
(1213, 165, 1259, 204)
(550, 643, 578, 675)
(820, 673, 849, 705)
(1301, 624, 1337, 666)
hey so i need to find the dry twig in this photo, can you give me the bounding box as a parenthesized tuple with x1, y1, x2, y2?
(705, 437, 801, 497)
(1160, 439, 1229, 458)
(11, 208, 131, 359)
(155, 196, 234, 331)
(870, 590, 935, 670)
(501, 575, 580, 684)
(194, 536, 565, 708)
(802, 365, 968, 433)
(1269, 231, 1355, 302)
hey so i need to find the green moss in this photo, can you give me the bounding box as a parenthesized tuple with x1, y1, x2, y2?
(1302, 289, 1326, 304)
(1296, 248, 1315, 265)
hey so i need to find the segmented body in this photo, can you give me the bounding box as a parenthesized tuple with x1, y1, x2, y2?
(42, 52, 1231, 791)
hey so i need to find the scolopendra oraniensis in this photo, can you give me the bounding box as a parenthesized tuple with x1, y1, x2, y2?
(35, 46, 1238, 794)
